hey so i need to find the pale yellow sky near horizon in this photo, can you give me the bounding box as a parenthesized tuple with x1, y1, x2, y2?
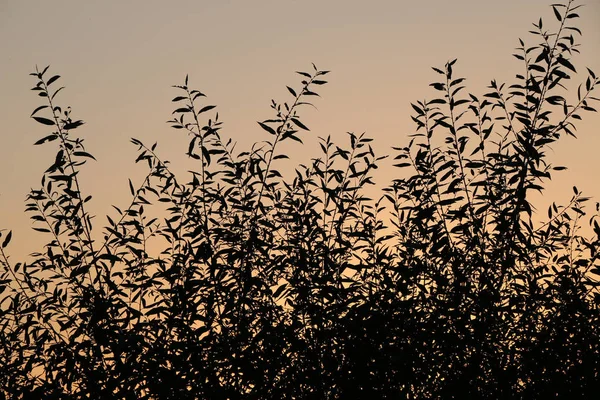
(1, 0, 599, 262)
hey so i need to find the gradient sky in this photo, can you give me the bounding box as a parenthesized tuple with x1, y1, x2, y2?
(1, 0, 599, 261)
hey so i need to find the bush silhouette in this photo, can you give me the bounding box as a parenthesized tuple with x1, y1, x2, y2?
(1, 0, 600, 398)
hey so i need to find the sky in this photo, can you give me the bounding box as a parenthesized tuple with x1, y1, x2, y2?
(1, 0, 599, 261)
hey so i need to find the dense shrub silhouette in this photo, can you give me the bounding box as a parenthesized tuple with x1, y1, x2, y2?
(1, 0, 600, 398)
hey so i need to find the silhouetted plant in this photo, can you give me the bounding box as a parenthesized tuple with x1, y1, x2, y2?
(1, 1, 600, 398)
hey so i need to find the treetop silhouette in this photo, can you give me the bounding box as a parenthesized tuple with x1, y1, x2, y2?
(1, 0, 599, 398)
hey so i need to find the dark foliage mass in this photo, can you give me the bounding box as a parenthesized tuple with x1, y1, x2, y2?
(2, 1, 600, 398)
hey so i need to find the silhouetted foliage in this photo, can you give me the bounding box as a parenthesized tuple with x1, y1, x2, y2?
(2, 1, 600, 398)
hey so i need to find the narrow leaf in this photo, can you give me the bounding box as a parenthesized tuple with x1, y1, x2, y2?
(47, 75, 60, 86)
(258, 121, 276, 135)
(32, 117, 55, 126)
(552, 6, 562, 21)
(73, 151, 97, 160)
(1, 231, 12, 248)
(291, 118, 309, 131)
(30, 105, 48, 117)
(198, 105, 216, 114)
(34, 134, 58, 146)
(557, 56, 576, 73)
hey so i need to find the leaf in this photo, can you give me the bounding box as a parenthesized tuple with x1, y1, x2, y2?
(545, 95, 564, 105)
(172, 96, 187, 102)
(202, 146, 211, 166)
(30, 105, 48, 117)
(64, 120, 84, 130)
(47, 75, 60, 86)
(411, 103, 423, 115)
(173, 107, 191, 114)
(1, 231, 12, 248)
(32, 117, 55, 126)
(193, 92, 206, 100)
(73, 151, 96, 160)
(282, 132, 303, 143)
(273, 283, 288, 298)
(557, 56, 576, 73)
(70, 265, 90, 278)
(51, 87, 64, 100)
(428, 98, 447, 105)
(291, 118, 309, 131)
(34, 134, 58, 146)
(198, 105, 216, 114)
(287, 86, 297, 97)
(552, 6, 562, 21)
(258, 121, 276, 135)
(46, 149, 64, 172)
(129, 179, 135, 196)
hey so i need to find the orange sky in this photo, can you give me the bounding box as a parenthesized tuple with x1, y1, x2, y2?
(1, 0, 599, 261)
